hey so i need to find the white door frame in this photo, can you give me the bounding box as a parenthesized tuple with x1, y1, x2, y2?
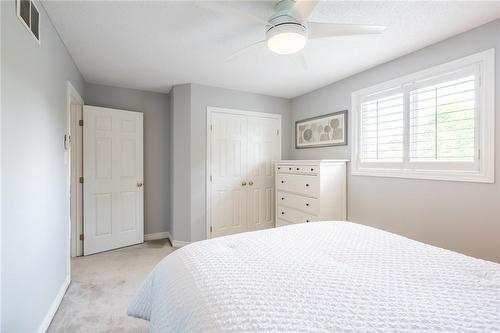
(205, 106, 282, 239)
(66, 81, 84, 262)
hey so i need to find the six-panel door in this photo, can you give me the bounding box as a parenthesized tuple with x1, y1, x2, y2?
(210, 111, 281, 238)
(83, 106, 144, 255)
(246, 116, 280, 232)
(210, 112, 249, 237)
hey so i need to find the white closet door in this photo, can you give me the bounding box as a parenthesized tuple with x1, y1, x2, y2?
(83, 106, 144, 255)
(209, 109, 281, 238)
(210, 112, 248, 238)
(246, 116, 281, 231)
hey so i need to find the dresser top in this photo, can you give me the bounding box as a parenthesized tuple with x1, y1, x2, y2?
(276, 159, 349, 164)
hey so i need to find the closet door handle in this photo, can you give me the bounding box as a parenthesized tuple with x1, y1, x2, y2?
(248, 181, 254, 186)
(241, 181, 247, 186)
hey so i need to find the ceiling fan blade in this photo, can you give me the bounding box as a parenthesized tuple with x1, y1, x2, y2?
(195, 1, 269, 25)
(292, 0, 319, 22)
(308, 23, 386, 39)
(226, 40, 266, 62)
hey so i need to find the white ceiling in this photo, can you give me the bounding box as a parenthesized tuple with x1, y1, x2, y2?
(42, 1, 500, 98)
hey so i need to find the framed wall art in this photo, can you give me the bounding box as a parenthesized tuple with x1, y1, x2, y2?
(295, 110, 347, 149)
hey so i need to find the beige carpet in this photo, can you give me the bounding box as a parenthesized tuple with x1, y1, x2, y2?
(48, 239, 175, 333)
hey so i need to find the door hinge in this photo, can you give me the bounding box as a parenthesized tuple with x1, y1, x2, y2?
(210, 124, 213, 131)
(79, 176, 84, 184)
(277, 129, 280, 135)
(79, 119, 83, 126)
(210, 175, 212, 182)
(210, 225, 212, 233)
(79, 234, 84, 241)
(478, 149, 481, 160)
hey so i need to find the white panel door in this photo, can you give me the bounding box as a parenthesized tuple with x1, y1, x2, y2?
(210, 112, 248, 237)
(83, 106, 144, 255)
(246, 116, 281, 231)
(209, 109, 281, 238)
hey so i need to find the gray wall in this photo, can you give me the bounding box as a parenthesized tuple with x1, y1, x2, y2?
(291, 19, 500, 263)
(170, 83, 292, 242)
(1, 0, 85, 331)
(169, 84, 191, 242)
(84, 83, 170, 235)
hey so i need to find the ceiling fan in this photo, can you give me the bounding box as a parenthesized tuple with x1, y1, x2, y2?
(196, 0, 386, 62)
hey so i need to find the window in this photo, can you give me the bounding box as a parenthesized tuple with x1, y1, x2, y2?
(351, 49, 495, 183)
(16, 0, 40, 42)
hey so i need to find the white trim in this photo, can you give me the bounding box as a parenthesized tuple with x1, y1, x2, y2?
(351, 49, 495, 183)
(205, 106, 282, 240)
(67, 82, 83, 259)
(0, 0, 3, 323)
(37, 275, 70, 333)
(67, 81, 83, 105)
(171, 239, 190, 248)
(144, 231, 171, 241)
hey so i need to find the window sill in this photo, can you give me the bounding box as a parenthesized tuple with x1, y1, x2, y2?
(351, 168, 494, 183)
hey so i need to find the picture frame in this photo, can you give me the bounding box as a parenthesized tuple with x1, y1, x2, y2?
(295, 110, 347, 149)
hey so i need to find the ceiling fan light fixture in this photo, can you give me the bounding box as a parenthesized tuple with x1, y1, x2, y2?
(266, 23, 306, 55)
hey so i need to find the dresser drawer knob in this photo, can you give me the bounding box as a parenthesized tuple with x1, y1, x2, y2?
(278, 167, 281, 170)
(281, 180, 285, 184)
(311, 168, 314, 171)
(281, 212, 285, 215)
(289, 167, 292, 170)
(306, 203, 309, 206)
(305, 183, 309, 187)
(306, 220, 310, 223)
(281, 197, 284, 200)
(296, 168, 299, 171)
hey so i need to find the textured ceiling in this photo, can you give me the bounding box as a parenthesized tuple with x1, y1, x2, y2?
(42, 1, 500, 98)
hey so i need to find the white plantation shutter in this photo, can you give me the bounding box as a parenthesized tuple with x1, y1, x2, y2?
(351, 49, 494, 183)
(361, 92, 404, 162)
(409, 69, 477, 163)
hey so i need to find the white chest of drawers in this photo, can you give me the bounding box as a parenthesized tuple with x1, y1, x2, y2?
(275, 160, 347, 227)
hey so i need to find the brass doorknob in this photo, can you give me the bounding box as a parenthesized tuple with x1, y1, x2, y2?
(241, 181, 247, 186)
(248, 181, 254, 186)
(137, 182, 144, 188)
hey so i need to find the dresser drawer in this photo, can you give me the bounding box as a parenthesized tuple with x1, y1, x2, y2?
(277, 191, 319, 215)
(277, 205, 318, 224)
(276, 174, 319, 197)
(276, 164, 318, 175)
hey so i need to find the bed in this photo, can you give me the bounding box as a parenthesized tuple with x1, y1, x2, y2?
(128, 221, 500, 332)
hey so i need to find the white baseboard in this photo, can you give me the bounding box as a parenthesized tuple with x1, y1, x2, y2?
(38, 274, 70, 333)
(171, 239, 190, 248)
(144, 232, 189, 247)
(144, 231, 171, 241)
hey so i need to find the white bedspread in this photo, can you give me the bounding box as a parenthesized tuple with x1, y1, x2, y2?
(128, 221, 500, 332)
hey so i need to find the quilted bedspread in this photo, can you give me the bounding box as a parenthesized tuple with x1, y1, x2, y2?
(128, 221, 500, 332)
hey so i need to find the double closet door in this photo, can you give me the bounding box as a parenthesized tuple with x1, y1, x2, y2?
(209, 108, 281, 238)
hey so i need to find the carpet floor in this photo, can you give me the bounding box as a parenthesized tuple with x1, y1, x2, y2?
(48, 239, 175, 333)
